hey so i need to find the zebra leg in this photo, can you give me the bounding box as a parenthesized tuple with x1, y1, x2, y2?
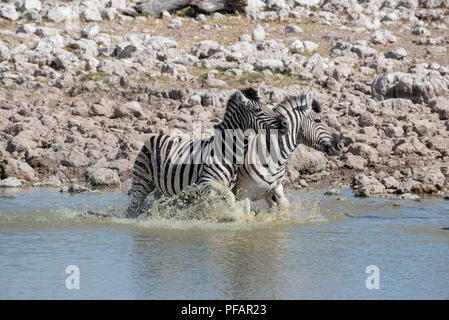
(232, 184, 252, 215)
(125, 168, 155, 219)
(242, 198, 251, 215)
(265, 183, 289, 211)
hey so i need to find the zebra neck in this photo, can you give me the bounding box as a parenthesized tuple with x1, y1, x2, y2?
(214, 118, 235, 131)
(278, 130, 298, 162)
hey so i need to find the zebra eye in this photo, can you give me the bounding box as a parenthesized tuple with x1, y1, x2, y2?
(252, 104, 262, 111)
(314, 118, 321, 124)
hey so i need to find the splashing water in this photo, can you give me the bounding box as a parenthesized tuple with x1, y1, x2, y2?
(121, 186, 330, 227)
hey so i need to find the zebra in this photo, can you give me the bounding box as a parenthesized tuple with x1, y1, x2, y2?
(232, 92, 343, 210)
(125, 88, 289, 218)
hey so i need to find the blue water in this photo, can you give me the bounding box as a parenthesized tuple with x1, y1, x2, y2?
(0, 188, 448, 299)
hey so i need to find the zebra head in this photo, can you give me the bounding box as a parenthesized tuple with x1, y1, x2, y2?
(276, 92, 343, 156)
(217, 88, 288, 134)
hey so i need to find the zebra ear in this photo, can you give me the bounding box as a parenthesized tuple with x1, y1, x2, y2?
(305, 92, 314, 110)
(235, 90, 249, 106)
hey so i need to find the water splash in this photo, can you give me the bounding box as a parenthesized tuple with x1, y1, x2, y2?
(0, 187, 333, 230)
(120, 187, 331, 227)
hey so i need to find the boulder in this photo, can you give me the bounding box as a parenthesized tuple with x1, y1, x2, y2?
(396, 178, 423, 194)
(191, 0, 249, 13)
(285, 24, 302, 33)
(347, 143, 379, 164)
(81, 6, 103, 22)
(255, 59, 284, 71)
(381, 176, 400, 189)
(358, 111, 377, 127)
(191, 40, 224, 58)
(135, 0, 247, 16)
(113, 101, 143, 118)
(385, 48, 407, 60)
(372, 72, 449, 104)
(290, 40, 304, 54)
(393, 136, 428, 156)
(81, 23, 100, 39)
(108, 0, 127, 9)
(252, 24, 265, 41)
(412, 166, 446, 190)
(0, 177, 22, 188)
(86, 168, 120, 186)
(289, 145, 328, 175)
(303, 41, 318, 53)
(352, 174, 385, 197)
(168, 18, 182, 29)
(344, 154, 368, 170)
(427, 96, 449, 120)
(371, 29, 397, 44)
(47, 5, 72, 23)
(1, 158, 35, 182)
(17, 0, 41, 12)
(0, 3, 19, 21)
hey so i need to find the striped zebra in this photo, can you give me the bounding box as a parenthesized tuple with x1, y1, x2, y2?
(125, 88, 288, 218)
(233, 92, 343, 210)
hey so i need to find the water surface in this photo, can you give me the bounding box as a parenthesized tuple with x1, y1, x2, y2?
(0, 188, 448, 299)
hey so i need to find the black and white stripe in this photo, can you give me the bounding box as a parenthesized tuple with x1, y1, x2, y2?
(233, 92, 343, 209)
(126, 88, 288, 218)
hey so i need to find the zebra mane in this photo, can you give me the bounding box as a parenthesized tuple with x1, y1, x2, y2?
(240, 88, 260, 102)
(214, 88, 261, 130)
(275, 94, 321, 113)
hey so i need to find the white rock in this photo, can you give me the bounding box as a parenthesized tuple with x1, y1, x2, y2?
(0, 3, 19, 21)
(294, 0, 323, 8)
(161, 10, 171, 19)
(255, 59, 284, 71)
(16, 23, 37, 34)
(0, 177, 22, 188)
(290, 40, 304, 54)
(398, 0, 418, 9)
(81, 23, 100, 39)
(239, 34, 252, 42)
(285, 24, 302, 33)
(0, 41, 10, 60)
(303, 41, 318, 53)
(252, 24, 265, 41)
(196, 13, 206, 22)
(371, 29, 397, 44)
(35, 35, 65, 53)
(81, 6, 103, 22)
(86, 168, 120, 186)
(113, 101, 143, 118)
(101, 7, 117, 20)
(168, 18, 182, 29)
(85, 57, 99, 70)
(47, 5, 72, 23)
(385, 47, 407, 60)
(1, 158, 35, 181)
(17, 0, 41, 12)
(188, 94, 202, 106)
(107, 0, 127, 9)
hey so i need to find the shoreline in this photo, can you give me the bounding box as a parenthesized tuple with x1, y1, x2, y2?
(1, 0, 449, 198)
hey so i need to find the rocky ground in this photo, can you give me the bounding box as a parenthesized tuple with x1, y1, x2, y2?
(1, 0, 449, 199)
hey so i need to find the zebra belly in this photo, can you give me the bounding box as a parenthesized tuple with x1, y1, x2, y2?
(238, 178, 276, 202)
